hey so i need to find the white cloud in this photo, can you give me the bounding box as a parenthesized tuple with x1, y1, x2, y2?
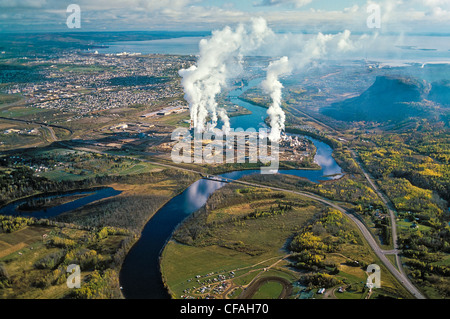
(418, 0, 450, 19)
(0, 0, 449, 33)
(344, 4, 359, 13)
(0, 0, 47, 8)
(255, 0, 313, 8)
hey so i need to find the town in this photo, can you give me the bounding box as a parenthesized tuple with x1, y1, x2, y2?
(2, 51, 195, 118)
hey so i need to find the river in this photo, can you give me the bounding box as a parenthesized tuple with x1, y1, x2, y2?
(0, 187, 121, 219)
(118, 78, 343, 299)
(0, 78, 342, 299)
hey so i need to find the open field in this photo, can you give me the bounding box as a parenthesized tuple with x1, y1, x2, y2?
(0, 165, 199, 298)
(0, 226, 51, 259)
(0, 221, 127, 299)
(160, 183, 411, 299)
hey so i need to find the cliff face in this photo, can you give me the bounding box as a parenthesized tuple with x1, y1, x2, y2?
(428, 81, 450, 107)
(321, 76, 431, 122)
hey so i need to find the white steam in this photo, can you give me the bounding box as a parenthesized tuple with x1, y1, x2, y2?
(179, 18, 360, 142)
(179, 17, 273, 135)
(261, 56, 292, 142)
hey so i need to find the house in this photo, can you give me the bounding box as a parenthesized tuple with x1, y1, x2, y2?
(317, 288, 326, 294)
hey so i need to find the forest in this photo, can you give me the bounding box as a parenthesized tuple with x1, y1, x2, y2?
(351, 119, 450, 298)
(0, 215, 130, 298)
(290, 209, 360, 274)
(0, 161, 198, 298)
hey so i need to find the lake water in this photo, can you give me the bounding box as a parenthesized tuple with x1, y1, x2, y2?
(96, 34, 450, 65)
(95, 37, 203, 55)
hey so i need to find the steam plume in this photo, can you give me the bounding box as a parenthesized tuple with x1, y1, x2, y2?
(179, 18, 273, 134)
(261, 56, 292, 142)
(179, 18, 358, 142)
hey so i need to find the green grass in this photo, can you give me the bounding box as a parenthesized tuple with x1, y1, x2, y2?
(228, 287, 243, 299)
(0, 133, 43, 149)
(116, 163, 160, 175)
(0, 93, 22, 106)
(161, 241, 262, 298)
(251, 281, 283, 299)
(336, 285, 366, 299)
(1, 106, 46, 118)
(153, 111, 190, 126)
(38, 170, 87, 181)
(433, 254, 450, 267)
(397, 219, 432, 233)
(56, 64, 113, 73)
(161, 183, 413, 299)
(34, 149, 161, 181)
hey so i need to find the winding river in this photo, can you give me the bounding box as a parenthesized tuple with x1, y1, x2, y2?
(0, 187, 121, 219)
(119, 78, 343, 299)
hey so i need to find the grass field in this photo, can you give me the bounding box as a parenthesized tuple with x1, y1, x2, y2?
(0, 167, 199, 298)
(5, 146, 164, 182)
(251, 281, 283, 299)
(0, 226, 51, 259)
(1, 106, 47, 118)
(0, 223, 122, 299)
(160, 183, 413, 299)
(397, 218, 432, 233)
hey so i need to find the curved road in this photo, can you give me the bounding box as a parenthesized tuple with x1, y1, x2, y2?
(228, 177, 425, 299)
(349, 149, 414, 294)
(64, 142, 425, 299)
(283, 109, 424, 299)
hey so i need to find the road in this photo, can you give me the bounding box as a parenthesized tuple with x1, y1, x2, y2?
(285, 108, 424, 298)
(0, 116, 73, 135)
(350, 150, 399, 250)
(62, 142, 425, 299)
(349, 150, 411, 289)
(224, 177, 425, 299)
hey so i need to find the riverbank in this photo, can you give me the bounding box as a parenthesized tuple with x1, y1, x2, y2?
(0, 168, 199, 299)
(119, 76, 345, 298)
(159, 180, 411, 299)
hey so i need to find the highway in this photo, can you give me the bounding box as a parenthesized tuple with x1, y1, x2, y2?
(349, 149, 409, 277)
(215, 176, 425, 299)
(285, 108, 425, 298)
(63, 142, 425, 299)
(0, 116, 74, 135)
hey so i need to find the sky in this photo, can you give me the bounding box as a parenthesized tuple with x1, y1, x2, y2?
(0, 0, 449, 33)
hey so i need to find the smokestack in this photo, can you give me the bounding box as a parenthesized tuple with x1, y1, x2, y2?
(179, 17, 360, 142)
(179, 18, 273, 135)
(262, 56, 292, 142)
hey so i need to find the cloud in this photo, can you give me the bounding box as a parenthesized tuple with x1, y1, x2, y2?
(255, 0, 313, 8)
(179, 18, 363, 141)
(0, 0, 449, 33)
(418, 0, 450, 19)
(0, 0, 47, 8)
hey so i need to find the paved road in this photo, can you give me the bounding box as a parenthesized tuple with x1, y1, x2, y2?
(225, 177, 425, 299)
(0, 116, 73, 134)
(350, 150, 399, 250)
(349, 150, 416, 293)
(282, 110, 424, 298)
(63, 142, 425, 299)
